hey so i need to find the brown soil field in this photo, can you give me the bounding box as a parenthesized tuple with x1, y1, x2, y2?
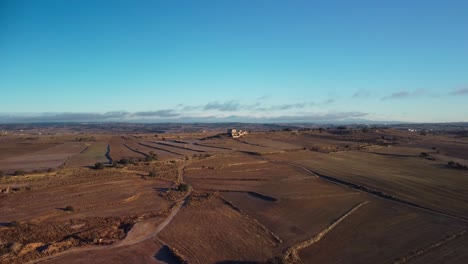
(108, 136, 146, 161)
(158, 139, 229, 153)
(152, 140, 211, 156)
(298, 200, 467, 264)
(262, 132, 359, 151)
(267, 150, 468, 219)
(67, 140, 111, 167)
(408, 233, 468, 264)
(0, 138, 59, 160)
(1, 128, 468, 263)
(198, 137, 280, 153)
(43, 237, 168, 264)
(158, 192, 278, 263)
(0, 169, 172, 223)
(131, 141, 183, 160)
(186, 154, 368, 248)
(402, 135, 468, 160)
(0, 142, 86, 174)
(239, 136, 303, 150)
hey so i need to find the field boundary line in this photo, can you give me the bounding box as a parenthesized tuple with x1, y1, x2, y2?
(284, 201, 368, 263)
(220, 196, 283, 244)
(393, 229, 466, 264)
(123, 142, 149, 157)
(267, 158, 468, 223)
(139, 142, 183, 156)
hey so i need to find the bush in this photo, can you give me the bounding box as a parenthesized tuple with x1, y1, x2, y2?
(419, 152, 435, 161)
(419, 152, 429, 158)
(448, 161, 468, 170)
(13, 170, 25, 176)
(118, 157, 139, 165)
(9, 221, 20, 227)
(118, 158, 130, 165)
(145, 155, 156, 162)
(94, 162, 105, 170)
(64, 205, 74, 212)
(148, 171, 157, 178)
(177, 183, 190, 192)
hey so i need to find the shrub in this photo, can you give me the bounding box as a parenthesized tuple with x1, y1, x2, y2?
(94, 162, 105, 170)
(64, 205, 75, 212)
(419, 152, 429, 158)
(177, 183, 190, 192)
(148, 171, 157, 178)
(419, 152, 435, 160)
(47, 168, 55, 173)
(13, 170, 25, 176)
(448, 161, 468, 170)
(118, 158, 131, 165)
(145, 155, 156, 162)
(9, 221, 20, 227)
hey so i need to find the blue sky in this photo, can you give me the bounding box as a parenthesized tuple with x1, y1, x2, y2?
(1, 0, 467, 123)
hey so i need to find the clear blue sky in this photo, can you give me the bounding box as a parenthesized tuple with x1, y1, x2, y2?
(1, 0, 467, 123)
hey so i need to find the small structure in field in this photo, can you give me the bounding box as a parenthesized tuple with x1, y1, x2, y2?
(227, 128, 247, 138)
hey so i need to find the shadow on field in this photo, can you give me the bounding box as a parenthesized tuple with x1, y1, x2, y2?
(154, 245, 183, 264)
(246, 191, 277, 202)
(153, 187, 170, 192)
(363, 151, 416, 158)
(216, 261, 263, 264)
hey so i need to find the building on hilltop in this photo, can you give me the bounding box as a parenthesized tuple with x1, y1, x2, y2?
(227, 128, 247, 138)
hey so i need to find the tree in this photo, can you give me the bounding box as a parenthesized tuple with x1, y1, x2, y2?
(419, 152, 430, 158)
(145, 155, 156, 162)
(64, 205, 75, 212)
(13, 170, 25, 176)
(177, 183, 190, 192)
(94, 162, 105, 170)
(148, 171, 157, 178)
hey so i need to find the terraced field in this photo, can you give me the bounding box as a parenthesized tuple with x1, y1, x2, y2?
(1, 129, 468, 264)
(0, 142, 86, 173)
(67, 140, 111, 167)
